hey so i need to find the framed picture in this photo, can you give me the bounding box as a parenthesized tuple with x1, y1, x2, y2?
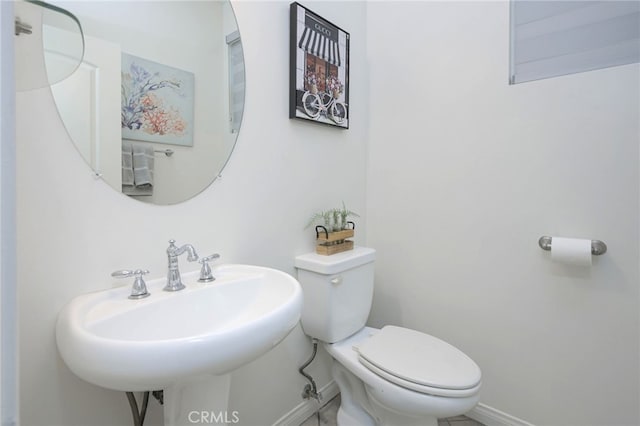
(289, 2, 350, 129)
(121, 53, 195, 146)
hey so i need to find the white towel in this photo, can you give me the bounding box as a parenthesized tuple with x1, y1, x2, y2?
(121, 142, 134, 186)
(132, 144, 154, 188)
(122, 143, 154, 196)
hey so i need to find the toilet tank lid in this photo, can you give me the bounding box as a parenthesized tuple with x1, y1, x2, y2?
(295, 246, 376, 274)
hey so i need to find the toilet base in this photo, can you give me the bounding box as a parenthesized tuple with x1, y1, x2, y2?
(335, 406, 436, 426)
(336, 406, 375, 426)
(332, 361, 376, 425)
(332, 361, 439, 426)
(367, 393, 438, 426)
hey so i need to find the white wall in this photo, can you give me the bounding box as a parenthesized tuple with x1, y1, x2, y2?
(1, 2, 18, 425)
(16, 1, 367, 425)
(366, 2, 639, 426)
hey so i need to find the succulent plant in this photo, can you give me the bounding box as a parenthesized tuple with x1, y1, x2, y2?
(305, 202, 359, 232)
(338, 201, 359, 229)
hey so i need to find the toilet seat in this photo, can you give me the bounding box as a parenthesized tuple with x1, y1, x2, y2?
(356, 326, 481, 398)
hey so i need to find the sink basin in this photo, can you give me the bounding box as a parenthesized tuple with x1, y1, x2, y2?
(56, 264, 302, 392)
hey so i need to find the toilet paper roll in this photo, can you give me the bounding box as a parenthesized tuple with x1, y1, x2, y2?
(551, 237, 592, 267)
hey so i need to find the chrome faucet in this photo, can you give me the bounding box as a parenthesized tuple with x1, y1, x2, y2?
(164, 239, 199, 291)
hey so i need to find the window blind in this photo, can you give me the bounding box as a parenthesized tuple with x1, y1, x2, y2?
(226, 31, 245, 133)
(510, 0, 640, 84)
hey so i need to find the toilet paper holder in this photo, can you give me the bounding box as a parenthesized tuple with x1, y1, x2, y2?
(538, 236, 607, 255)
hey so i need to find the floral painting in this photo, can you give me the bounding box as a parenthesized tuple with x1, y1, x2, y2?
(121, 53, 194, 146)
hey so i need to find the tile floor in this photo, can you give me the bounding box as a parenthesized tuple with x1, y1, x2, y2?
(300, 395, 485, 426)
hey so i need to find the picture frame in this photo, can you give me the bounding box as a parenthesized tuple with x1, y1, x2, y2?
(121, 53, 195, 146)
(289, 2, 350, 129)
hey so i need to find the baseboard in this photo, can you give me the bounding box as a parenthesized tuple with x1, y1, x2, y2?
(273, 384, 533, 426)
(467, 403, 535, 426)
(272, 381, 340, 426)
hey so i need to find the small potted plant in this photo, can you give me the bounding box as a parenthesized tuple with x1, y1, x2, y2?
(337, 201, 359, 231)
(307, 203, 357, 255)
(306, 202, 359, 233)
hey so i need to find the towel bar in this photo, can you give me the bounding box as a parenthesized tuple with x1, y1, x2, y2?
(154, 149, 174, 157)
(538, 236, 607, 255)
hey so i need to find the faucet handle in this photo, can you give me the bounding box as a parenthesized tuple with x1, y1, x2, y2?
(198, 254, 220, 283)
(112, 269, 150, 299)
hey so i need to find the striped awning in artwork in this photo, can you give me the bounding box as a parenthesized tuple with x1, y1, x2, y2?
(298, 27, 341, 67)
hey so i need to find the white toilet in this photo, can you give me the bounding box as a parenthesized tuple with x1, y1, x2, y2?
(295, 246, 481, 426)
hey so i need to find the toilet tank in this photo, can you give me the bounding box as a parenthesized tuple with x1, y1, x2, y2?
(294, 247, 376, 343)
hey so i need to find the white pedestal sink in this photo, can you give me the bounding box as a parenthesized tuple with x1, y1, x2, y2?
(56, 264, 302, 425)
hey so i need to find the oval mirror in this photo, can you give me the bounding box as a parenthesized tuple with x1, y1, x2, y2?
(46, 1, 245, 205)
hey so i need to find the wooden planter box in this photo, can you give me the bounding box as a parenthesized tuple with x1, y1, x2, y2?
(315, 228, 354, 256)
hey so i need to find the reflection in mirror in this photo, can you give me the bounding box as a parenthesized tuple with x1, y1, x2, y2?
(47, 1, 245, 205)
(14, 0, 84, 91)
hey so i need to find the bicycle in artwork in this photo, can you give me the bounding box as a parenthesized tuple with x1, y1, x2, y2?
(301, 89, 348, 125)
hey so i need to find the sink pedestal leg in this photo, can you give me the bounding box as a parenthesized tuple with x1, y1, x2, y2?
(164, 374, 233, 426)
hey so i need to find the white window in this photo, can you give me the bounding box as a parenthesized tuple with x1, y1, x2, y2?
(510, 0, 640, 84)
(226, 30, 245, 133)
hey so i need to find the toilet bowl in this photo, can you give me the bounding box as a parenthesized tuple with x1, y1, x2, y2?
(326, 327, 480, 426)
(295, 247, 482, 426)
